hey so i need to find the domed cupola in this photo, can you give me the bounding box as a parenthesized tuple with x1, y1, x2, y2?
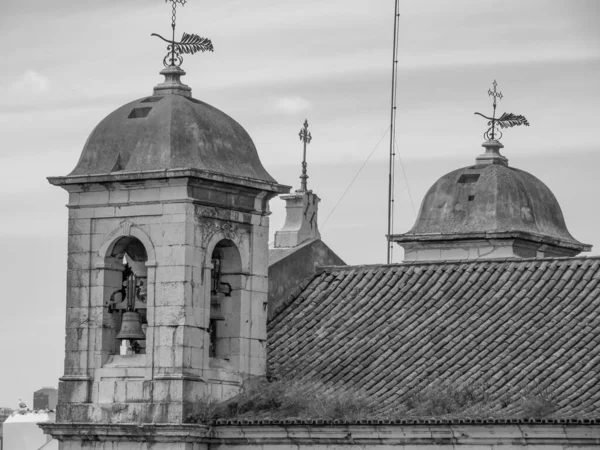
(391, 81, 591, 261)
(68, 66, 278, 186)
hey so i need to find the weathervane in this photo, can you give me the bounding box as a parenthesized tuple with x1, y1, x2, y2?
(474, 80, 529, 141)
(298, 119, 313, 192)
(151, 0, 213, 68)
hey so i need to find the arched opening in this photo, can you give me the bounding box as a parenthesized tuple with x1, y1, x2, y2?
(103, 236, 149, 358)
(209, 239, 242, 360)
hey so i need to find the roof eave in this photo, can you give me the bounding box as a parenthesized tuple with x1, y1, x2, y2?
(48, 168, 291, 195)
(390, 230, 592, 252)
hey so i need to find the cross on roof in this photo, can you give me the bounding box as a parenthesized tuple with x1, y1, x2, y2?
(298, 119, 313, 192)
(474, 80, 529, 141)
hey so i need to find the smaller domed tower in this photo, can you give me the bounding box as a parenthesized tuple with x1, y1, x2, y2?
(392, 81, 590, 261)
(392, 139, 591, 261)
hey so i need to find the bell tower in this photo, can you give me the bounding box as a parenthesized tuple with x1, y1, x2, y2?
(43, 1, 289, 441)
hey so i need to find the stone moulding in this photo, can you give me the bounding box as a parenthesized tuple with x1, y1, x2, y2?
(391, 230, 591, 252)
(47, 168, 290, 195)
(40, 423, 210, 443)
(39, 422, 600, 447)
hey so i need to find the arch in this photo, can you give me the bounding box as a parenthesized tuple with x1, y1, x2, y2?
(204, 230, 247, 272)
(211, 239, 243, 274)
(97, 223, 154, 363)
(208, 238, 243, 361)
(97, 221, 156, 266)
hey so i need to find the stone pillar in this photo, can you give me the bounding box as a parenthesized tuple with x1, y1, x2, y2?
(274, 190, 321, 248)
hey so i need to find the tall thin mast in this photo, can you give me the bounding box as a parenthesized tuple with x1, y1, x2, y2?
(387, 0, 400, 264)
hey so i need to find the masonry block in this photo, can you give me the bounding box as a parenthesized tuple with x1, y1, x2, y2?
(113, 379, 145, 403)
(181, 305, 208, 328)
(114, 203, 162, 218)
(59, 379, 91, 404)
(156, 345, 179, 368)
(155, 245, 194, 267)
(108, 189, 130, 204)
(249, 338, 265, 358)
(93, 206, 117, 218)
(67, 252, 91, 270)
(68, 218, 92, 235)
(98, 379, 116, 403)
(92, 218, 123, 235)
(128, 187, 160, 203)
(163, 202, 192, 215)
(155, 265, 192, 283)
(79, 190, 110, 206)
(68, 234, 92, 254)
(153, 305, 186, 325)
(67, 286, 90, 307)
(69, 207, 95, 219)
(250, 314, 267, 340)
(159, 185, 189, 201)
(150, 222, 188, 246)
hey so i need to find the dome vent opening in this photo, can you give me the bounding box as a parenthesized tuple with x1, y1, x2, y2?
(128, 107, 152, 119)
(458, 173, 480, 184)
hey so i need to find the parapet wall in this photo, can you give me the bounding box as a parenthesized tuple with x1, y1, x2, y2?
(41, 421, 600, 449)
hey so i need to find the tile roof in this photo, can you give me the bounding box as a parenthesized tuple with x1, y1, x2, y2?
(213, 417, 600, 426)
(267, 256, 600, 418)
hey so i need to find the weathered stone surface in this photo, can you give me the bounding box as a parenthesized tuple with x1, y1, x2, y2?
(274, 190, 321, 248)
(66, 91, 279, 186)
(58, 378, 91, 404)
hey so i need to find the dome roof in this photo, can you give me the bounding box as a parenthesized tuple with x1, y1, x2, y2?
(68, 68, 276, 185)
(393, 142, 590, 254)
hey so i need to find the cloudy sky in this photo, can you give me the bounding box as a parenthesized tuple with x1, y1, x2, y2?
(0, 0, 598, 407)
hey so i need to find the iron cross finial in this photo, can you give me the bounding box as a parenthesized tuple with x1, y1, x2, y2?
(151, 0, 214, 68)
(474, 80, 529, 141)
(298, 119, 313, 192)
(488, 80, 503, 104)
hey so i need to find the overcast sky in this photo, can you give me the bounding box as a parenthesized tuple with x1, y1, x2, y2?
(0, 0, 598, 408)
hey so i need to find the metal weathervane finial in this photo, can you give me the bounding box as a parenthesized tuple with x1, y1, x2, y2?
(151, 0, 214, 68)
(474, 80, 529, 141)
(298, 119, 313, 192)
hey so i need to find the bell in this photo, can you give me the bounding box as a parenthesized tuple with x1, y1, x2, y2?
(210, 292, 226, 321)
(116, 311, 146, 341)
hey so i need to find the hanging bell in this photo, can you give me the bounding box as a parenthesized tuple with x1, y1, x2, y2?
(210, 292, 226, 321)
(116, 311, 146, 341)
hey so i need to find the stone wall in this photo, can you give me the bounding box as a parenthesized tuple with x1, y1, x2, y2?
(53, 175, 277, 426)
(268, 239, 345, 318)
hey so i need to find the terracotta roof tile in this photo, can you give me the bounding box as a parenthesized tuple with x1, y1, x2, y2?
(268, 256, 600, 418)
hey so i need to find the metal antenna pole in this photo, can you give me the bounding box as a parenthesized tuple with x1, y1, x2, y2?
(387, 0, 400, 264)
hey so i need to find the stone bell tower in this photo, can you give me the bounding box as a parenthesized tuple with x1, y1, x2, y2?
(42, 2, 289, 446)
